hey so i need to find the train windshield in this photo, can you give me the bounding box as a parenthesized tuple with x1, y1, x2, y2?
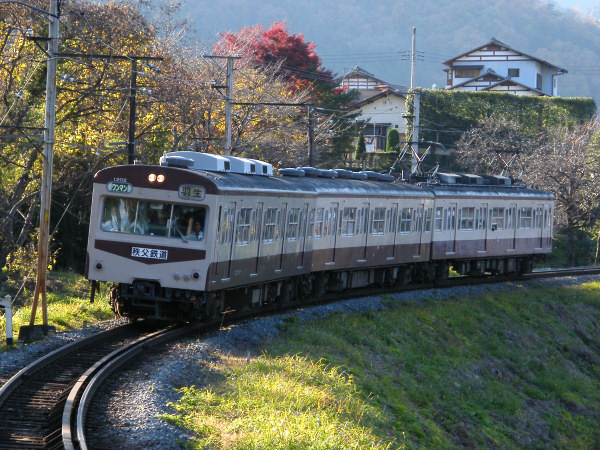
(100, 197, 206, 240)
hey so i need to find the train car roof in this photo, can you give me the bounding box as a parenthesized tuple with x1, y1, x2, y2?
(420, 183, 554, 200)
(198, 170, 432, 198)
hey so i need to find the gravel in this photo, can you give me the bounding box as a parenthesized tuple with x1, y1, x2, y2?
(2, 274, 599, 448)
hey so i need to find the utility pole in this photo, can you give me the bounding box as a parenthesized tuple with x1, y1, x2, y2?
(410, 27, 416, 89)
(412, 92, 420, 173)
(307, 106, 315, 166)
(203, 55, 239, 155)
(30, 0, 59, 328)
(410, 27, 420, 173)
(225, 57, 234, 155)
(128, 59, 137, 164)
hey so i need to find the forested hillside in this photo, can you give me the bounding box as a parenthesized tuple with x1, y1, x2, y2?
(179, 0, 600, 103)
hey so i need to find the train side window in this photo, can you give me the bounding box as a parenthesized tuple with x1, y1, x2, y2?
(263, 208, 277, 243)
(434, 207, 443, 232)
(371, 207, 385, 235)
(286, 208, 300, 240)
(424, 208, 432, 233)
(519, 207, 533, 229)
(460, 207, 474, 231)
(314, 208, 324, 238)
(490, 207, 505, 230)
(307, 209, 315, 239)
(236, 208, 252, 245)
(399, 207, 412, 234)
(342, 207, 357, 236)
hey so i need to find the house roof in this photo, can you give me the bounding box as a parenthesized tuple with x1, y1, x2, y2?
(335, 66, 388, 85)
(443, 38, 568, 73)
(482, 78, 546, 95)
(450, 68, 505, 90)
(448, 68, 546, 95)
(346, 89, 406, 111)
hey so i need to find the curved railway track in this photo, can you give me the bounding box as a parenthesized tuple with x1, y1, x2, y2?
(1, 266, 599, 449)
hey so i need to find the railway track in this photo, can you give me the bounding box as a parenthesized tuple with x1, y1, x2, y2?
(1, 265, 599, 449)
(0, 321, 201, 449)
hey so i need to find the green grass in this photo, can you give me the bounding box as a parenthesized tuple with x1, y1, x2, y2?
(161, 282, 600, 448)
(0, 271, 113, 351)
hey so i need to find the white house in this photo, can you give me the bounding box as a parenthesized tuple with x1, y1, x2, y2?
(443, 38, 567, 96)
(339, 66, 408, 152)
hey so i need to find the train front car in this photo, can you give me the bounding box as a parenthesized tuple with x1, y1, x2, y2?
(86, 162, 217, 321)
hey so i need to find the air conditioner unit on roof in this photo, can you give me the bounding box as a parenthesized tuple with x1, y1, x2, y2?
(160, 151, 231, 172)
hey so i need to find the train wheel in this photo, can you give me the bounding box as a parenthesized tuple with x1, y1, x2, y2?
(296, 275, 313, 300)
(435, 262, 449, 282)
(395, 267, 412, 286)
(279, 280, 295, 305)
(206, 292, 225, 320)
(312, 272, 329, 298)
(520, 257, 533, 275)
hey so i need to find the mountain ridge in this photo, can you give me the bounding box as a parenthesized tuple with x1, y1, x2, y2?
(177, 0, 600, 105)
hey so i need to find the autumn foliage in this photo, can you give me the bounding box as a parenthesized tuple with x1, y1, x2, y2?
(215, 22, 333, 95)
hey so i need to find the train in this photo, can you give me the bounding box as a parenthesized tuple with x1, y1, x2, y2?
(85, 151, 554, 321)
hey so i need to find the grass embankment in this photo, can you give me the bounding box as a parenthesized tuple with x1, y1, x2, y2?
(0, 271, 113, 351)
(161, 282, 600, 449)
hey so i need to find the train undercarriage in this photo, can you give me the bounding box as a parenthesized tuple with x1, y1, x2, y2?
(104, 255, 538, 322)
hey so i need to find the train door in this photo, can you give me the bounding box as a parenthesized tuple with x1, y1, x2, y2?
(252, 202, 263, 275)
(389, 203, 398, 259)
(360, 203, 370, 262)
(536, 204, 544, 249)
(509, 203, 517, 250)
(299, 203, 309, 268)
(415, 203, 424, 257)
(277, 203, 287, 272)
(214, 202, 236, 280)
(544, 205, 553, 248)
(446, 203, 457, 254)
(479, 203, 488, 252)
(326, 203, 339, 265)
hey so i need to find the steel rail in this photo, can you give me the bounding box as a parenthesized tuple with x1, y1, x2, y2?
(63, 323, 204, 450)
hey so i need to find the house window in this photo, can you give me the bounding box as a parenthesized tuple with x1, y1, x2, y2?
(455, 68, 480, 78)
(365, 124, 389, 152)
(508, 68, 520, 77)
(536, 74, 543, 90)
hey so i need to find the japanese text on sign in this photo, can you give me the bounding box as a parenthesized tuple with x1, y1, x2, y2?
(178, 185, 205, 201)
(131, 247, 168, 260)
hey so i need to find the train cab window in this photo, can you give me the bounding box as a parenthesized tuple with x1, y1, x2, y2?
(101, 197, 137, 233)
(174, 205, 206, 240)
(100, 197, 206, 241)
(434, 207, 443, 232)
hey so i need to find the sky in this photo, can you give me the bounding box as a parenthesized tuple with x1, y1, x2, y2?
(552, 0, 600, 12)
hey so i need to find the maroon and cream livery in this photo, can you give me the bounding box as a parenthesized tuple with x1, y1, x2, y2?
(86, 152, 554, 320)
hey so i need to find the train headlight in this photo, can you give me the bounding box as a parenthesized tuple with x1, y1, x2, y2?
(148, 173, 166, 183)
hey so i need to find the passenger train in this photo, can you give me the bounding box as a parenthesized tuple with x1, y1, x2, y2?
(86, 151, 554, 321)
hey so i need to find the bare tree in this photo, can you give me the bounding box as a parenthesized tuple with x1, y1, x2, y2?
(454, 113, 535, 176)
(521, 120, 600, 266)
(457, 115, 600, 266)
